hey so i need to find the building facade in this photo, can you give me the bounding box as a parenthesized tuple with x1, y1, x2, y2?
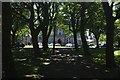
(24, 27, 95, 46)
(46, 27, 82, 45)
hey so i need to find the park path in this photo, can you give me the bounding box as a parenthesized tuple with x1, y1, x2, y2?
(38, 49, 120, 79)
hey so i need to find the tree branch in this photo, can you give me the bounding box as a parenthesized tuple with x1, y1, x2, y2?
(23, 2, 31, 9)
(12, 8, 29, 22)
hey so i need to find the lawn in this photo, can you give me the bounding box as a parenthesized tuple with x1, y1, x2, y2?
(12, 48, 120, 78)
(24, 45, 71, 48)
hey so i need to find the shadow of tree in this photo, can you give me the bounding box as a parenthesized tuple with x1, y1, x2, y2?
(12, 48, 120, 79)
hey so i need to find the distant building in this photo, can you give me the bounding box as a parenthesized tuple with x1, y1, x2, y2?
(24, 27, 95, 46)
(39, 27, 82, 45)
(24, 34, 31, 45)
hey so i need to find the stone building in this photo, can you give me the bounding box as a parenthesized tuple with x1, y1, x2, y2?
(24, 27, 95, 46)
(46, 27, 82, 45)
(24, 34, 31, 45)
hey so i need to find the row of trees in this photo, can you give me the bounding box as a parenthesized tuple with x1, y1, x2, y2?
(2, 1, 120, 79)
(11, 2, 59, 53)
(11, 2, 105, 55)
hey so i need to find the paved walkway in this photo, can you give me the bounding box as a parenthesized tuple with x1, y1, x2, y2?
(38, 49, 120, 79)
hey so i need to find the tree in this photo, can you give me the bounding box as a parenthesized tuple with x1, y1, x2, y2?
(11, 20, 19, 47)
(12, 2, 42, 55)
(79, 2, 91, 56)
(86, 2, 106, 48)
(69, 3, 79, 50)
(61, 2, 80, 50)
(55, 3, 73, 37)
(114, 20, 120, 47)
(61, 2, 91, 55)
(40, 2, 58, 51)
(102, 1, 120, 68)
(2, 2, 17, 79)
(11, 15, 27, 47)
(15, 25, 30, 43)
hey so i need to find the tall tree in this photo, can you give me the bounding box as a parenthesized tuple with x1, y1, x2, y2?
(61, 2, 80, 50)
(80, 2, 90, 56)
(2, 2, 17, 79)
(40, 2, 58, 51)
(102, 1, 120, 68)
(86, 2, 106, 48)
(114, 20, 120, 47)
(11, 18, 19, 47)
(12, 2, 42, 55)
(11, 15, 27, 47)
(69, 3, 79, 50)
(62, 2, 91, 54)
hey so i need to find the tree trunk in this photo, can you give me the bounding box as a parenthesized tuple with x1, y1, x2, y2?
(47, 26, 53, 41)
(2, 2, 17, 79)
(53, 25, 56, 54)
(106, 18, 116, 68)
(102, 2, 116, 68)
(31, 30, 40, 55)
(12, 31, 16, 47)
(118, 37, 120, 47)
(80, 30, 90, 56)
(42, 28, 48, 51)
(73, 31, 78, 50)
(80, 3, 90, 56)
(28, 3, 40, 56)
(95, 35, 99, 48)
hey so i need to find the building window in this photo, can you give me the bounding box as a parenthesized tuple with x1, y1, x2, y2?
(59, 32, 62, 36)
(67, 38, 70, 43)
(58, 29, 62, 36)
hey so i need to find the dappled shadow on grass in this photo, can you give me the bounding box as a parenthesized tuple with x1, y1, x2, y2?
(12, 48, 50, 78)
(38, 54, 119, 78)
(90, 48, 120, 70)
(12, 48, 120, 79)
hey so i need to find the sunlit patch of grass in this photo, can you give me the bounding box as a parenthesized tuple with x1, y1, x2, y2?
(15, 58, 27, 61)
(42, 52, 48, 54)
(24, 45, 33, 48)
(114, 50, 120, 56)
(33, 66, 39, 71)
(92, 57, 106, 65)
(90, 48, 106, 66)
(25, 74, 40, 78)
(42, 62, 50, 65)
(24, 45, 74, 49)
(114, 50, 120, 68)
(36, 57, 44, 60)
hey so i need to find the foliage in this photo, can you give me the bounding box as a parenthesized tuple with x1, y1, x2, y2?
(16, 25, 30, 42)
(86, 3, 106, 42)
(114, 19, 120, 44)
(99, 34, 106, 42)
(55, 2, 73, 36)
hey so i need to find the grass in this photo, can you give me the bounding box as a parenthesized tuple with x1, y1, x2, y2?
(24, 45, 71, 48)
(12, 48, 120, 78)
(89, 48, 120, 69)
(114, 50, 120, 56)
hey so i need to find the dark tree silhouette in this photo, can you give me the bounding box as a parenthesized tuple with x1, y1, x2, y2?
(12, 3, 41, 55)
(40, 2, 58, 51)
(2, 2, 17, 79)
(80, 2, 90, 56)
(102, 2, 120, 68)
(69, 3, 79, 50)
